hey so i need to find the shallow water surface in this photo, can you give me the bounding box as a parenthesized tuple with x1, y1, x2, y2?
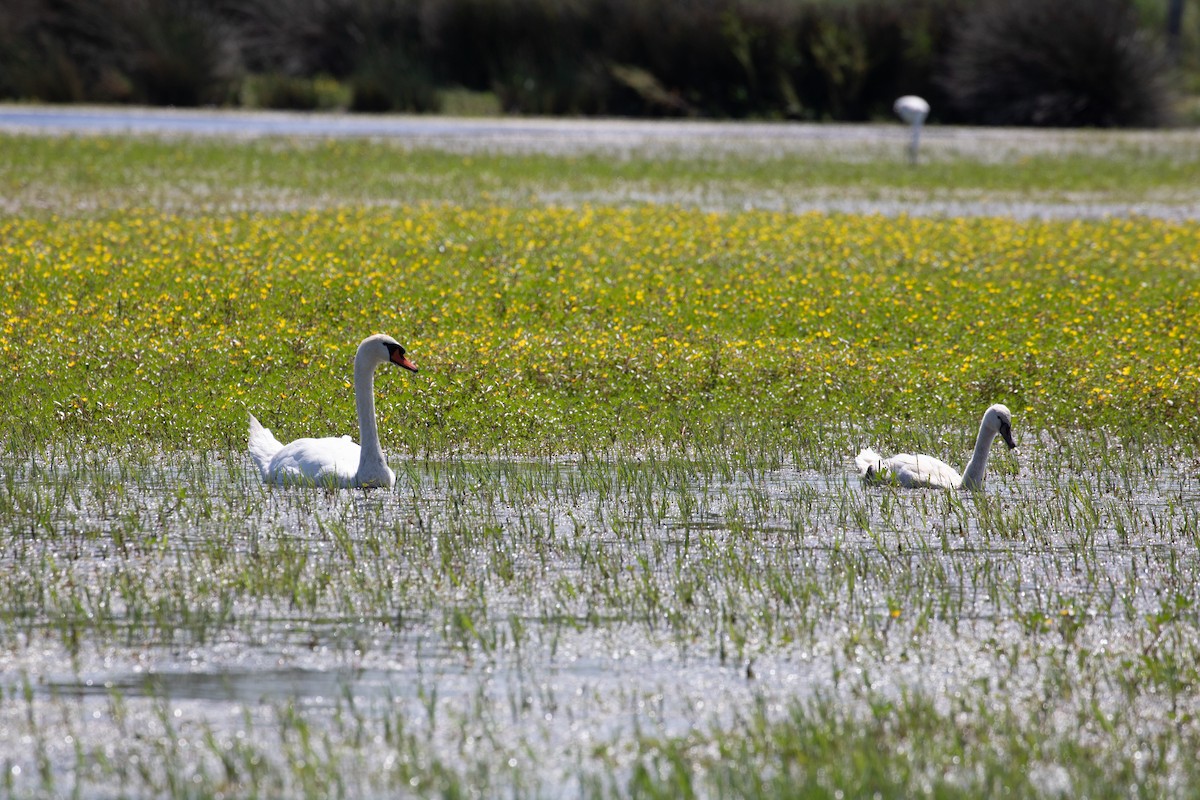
(1, 441, 1198, 795)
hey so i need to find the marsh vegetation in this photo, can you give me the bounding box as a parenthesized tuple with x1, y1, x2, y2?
(1, 129, 1200, 796)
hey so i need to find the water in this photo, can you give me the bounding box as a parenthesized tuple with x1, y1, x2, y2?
(5, 107, 1200, 222)
(0, 442, 1198, 795)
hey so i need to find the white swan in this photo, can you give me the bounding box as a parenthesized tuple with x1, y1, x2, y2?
(248, 333, 418, 488)
(855, 404, 1017, 490)
(894, 95, 930, 164)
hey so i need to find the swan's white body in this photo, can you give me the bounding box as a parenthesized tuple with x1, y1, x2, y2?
(855, 404, 1016, 490)
(894, 95, 930, 164)
(248, 334, 417, 489)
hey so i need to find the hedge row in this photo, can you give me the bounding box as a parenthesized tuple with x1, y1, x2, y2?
(0, 0, 1176, 126)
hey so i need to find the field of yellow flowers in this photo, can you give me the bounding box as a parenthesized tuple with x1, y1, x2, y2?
(2, 203, 1198, 453)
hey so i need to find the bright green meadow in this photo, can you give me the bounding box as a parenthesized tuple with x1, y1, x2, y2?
(1, 126, 1200, 797)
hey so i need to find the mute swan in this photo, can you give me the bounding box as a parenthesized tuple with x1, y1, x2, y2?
(855, 404, 1016, 490)
(248, 334, 418, 488)
(893, 95, 930, 164)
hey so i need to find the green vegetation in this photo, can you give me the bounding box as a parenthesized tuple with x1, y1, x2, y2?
(2, 134, 1199, 455)
(4, 131, 1200, 210)
(2, 0, 1193, 124)
(1, 129, 1199, 797)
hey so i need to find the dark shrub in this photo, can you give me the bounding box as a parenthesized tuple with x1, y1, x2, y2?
(801, 0, 963, 121)
(229, 0, 439, 112)
(222, 0, 385, 79)
(0, 2, 77, 101)
(117, 0, 237, 105)
(0, 0, 1176, 125)
(350, 46, 441, 112)
(0, 0, 237, 106)
(596, 0, 755, 116)
(743, 0, 959, 121)
(942, 0, 1173, 127)
(425, 0, 614, 115)
(588, 0, 961, 120)
(241, 73, 320, 110)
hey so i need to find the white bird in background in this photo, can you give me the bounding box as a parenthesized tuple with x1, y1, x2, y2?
(248, 333, 418, 489)
(855, 404, 1018, 490)
(893, 95, 930, 165)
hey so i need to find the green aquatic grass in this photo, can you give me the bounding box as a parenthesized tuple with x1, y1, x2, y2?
(0, 439, 1198, 797)
(2, 133, 1200, 215)
(616, 688, 1200, 799)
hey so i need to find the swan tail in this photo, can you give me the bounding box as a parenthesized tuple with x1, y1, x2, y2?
(248, 413, 284, 480)
(855, 447, 884, 478)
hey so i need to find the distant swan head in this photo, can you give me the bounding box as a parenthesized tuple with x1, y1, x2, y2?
(983, 403, 1017, 451)
(893, 95, 930, 125)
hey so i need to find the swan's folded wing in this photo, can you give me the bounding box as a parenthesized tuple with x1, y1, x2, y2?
(883, 453, 961, 489)
(267, 436, 361, 487)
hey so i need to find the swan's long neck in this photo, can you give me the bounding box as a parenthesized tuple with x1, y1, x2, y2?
(908, 120, 923, 164)
(960, 417, 996, 490)
(354, 354, 386, 474)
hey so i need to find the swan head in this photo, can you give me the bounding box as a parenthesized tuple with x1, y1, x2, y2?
(894, 95, 929, 124)
(358, 333, 418, 373)
(984, 404, 1016, 450)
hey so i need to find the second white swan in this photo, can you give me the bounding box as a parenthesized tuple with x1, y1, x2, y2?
(248, 333, 418, 489)
(855, 404, 1017, 490)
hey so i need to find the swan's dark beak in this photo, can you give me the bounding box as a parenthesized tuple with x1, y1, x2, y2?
(392, 352, 418, 372)
(999, 422, 1016, 450)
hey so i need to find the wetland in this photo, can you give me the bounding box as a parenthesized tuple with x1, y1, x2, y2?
(2, 115, 1199, 797)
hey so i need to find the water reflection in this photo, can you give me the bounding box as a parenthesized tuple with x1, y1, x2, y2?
(1, 442, 1198, 794)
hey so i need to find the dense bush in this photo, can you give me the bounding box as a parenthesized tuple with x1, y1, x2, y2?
(0, 0, 235, 105)
(0, 0, 1181, 124)
(942, 0, 1174, 126)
